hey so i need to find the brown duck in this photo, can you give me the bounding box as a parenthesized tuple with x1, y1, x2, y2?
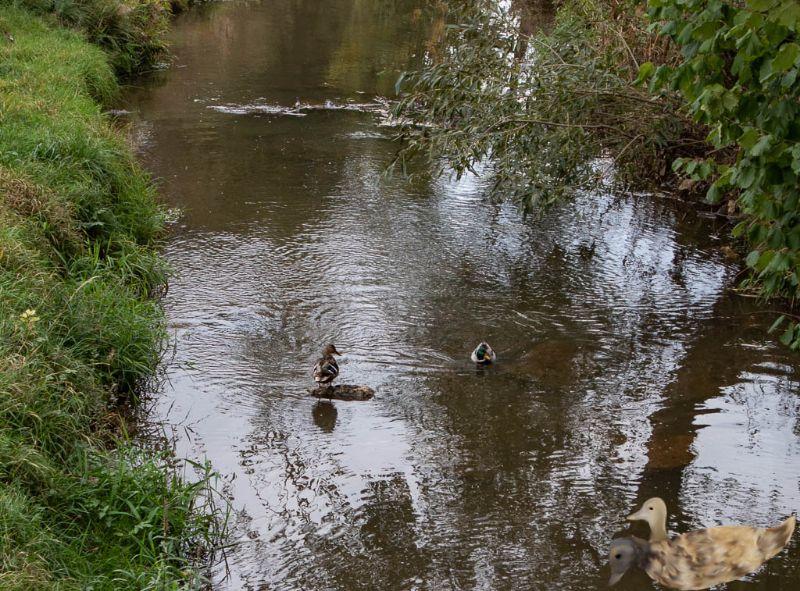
(609, 497, 795, 590)
(313, 344, 341, 389)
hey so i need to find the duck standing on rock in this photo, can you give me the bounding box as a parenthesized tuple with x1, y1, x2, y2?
(609, 497, 796, 590)
(313, 344, 341, 390)
(471, 342, 496, 365)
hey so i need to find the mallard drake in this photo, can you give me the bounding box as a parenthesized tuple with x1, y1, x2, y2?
(313, 344, 341, 389)
(471, 341, 496, 365)
(610, 499, 795, 590)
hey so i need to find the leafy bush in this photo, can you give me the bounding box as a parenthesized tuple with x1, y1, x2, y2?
(396, 0, 800, 348)
(393, 0, 699, 206)
(644, 0, 800, 347)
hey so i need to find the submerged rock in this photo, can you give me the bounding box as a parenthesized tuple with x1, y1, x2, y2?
(308, 384, 375, 401)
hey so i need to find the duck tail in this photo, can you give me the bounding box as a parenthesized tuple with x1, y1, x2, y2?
(758, 515, 796, 558)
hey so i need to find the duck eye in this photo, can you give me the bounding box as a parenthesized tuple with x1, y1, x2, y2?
(615, 553, 622, 560)
(649, 506, 653, 510)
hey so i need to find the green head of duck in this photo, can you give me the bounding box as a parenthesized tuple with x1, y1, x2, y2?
(471, 342, 496, 365)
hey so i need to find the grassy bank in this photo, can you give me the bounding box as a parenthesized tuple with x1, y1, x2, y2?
(10, 0, 173, 75)
(0, 4, 220, 589)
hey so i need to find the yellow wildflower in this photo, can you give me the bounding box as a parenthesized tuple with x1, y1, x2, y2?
(19, 308, 40, 326)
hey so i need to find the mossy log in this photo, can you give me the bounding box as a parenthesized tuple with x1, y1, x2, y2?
(308, 384, 375, 401)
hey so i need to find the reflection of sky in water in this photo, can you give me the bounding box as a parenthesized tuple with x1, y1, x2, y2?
(126, 1, 800, 589)
(685, 369, 800, 526)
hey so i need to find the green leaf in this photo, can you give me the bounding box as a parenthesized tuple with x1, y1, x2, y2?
(771, 42, 800, 73)
(706, 124, 723, 147)
(749, 134, 773, 157)
(747, 0, 778, 11)
(757, 250, 775, 271)
(775, 2, 800, 30)
(737, 165, 757, 189)
(635, 61, 656, 85)
(746, 249, 761, 267)
(672, 157, 689, 173)
(677, 22, 696, 45)
(738, 127, 759, 149)
(649, 64, 672, 91)
(722, 91, 739, 112)
(791, 145, 800, 173)
(759, 59, 774, 82)
(693, 20, 720, 42)
(394, 72, 406, 95)
(769, 315, 787, 333)
(779, 324, 795, 346)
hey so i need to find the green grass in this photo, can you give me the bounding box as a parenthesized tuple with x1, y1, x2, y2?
(0, 5, 223, 588)
(5, 0, 173, 75)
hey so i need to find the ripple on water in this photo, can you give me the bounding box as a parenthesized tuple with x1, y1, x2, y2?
(126, 1, 800, 588)
(208, 99, 390, 118)
(682, 370, 800, 526)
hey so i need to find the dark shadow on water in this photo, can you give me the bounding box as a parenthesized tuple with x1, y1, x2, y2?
(312, 400, 338, 433)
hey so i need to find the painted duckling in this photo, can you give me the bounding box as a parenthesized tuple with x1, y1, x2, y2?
(610, 498, 795, 590)
(471, 342, 496, 365)
(313, 344, 341, 389)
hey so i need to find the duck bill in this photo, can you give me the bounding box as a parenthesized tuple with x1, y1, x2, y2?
(608, 572, 625, 586)
(626, 508, 647, 522)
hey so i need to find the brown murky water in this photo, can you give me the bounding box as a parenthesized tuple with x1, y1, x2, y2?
(125, 1, 800, 589)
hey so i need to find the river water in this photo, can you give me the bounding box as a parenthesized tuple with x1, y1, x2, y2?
(124, 1, 800, 589)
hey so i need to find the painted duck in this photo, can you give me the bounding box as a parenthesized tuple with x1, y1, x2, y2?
(627, 497, 669, 541)
(471, 341, 496, 365)
(609, 497, 795, 590)
(313, 344, 341, 389)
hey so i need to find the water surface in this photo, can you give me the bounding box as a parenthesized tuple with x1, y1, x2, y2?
(125, 2, 800, 588)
